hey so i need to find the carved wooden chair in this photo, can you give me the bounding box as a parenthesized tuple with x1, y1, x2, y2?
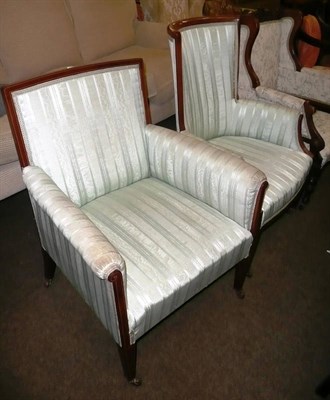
(3, 60, 267, 384)
(238, 9, 329, 174)
(168, 14, 314, 260)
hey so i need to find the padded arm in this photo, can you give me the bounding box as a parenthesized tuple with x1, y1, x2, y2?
(232, 99, 306, 153)
(23, 166, 125, 280)
(277, 67, 330, 110)
(255, 86, 306, 110)
(255, 86, 324, 155)
(23, 165, 127, 345)
(134, 20, 169, 49)
(145, 124, 267, 230)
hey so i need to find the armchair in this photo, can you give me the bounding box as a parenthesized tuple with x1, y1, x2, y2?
(168, 15, 313, 239)
(238, 9, 330, 169)
(3, 60, 267, 384)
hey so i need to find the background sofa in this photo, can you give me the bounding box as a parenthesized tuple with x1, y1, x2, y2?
(0, 0, 178, 200)
(140, 0, 204, 22)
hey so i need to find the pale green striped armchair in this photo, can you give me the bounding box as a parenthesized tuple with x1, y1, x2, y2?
(3, 60, 267, 384)
(168, 15, 313, 248)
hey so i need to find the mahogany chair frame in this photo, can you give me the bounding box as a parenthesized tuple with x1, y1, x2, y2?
(3, 58, 268, 385)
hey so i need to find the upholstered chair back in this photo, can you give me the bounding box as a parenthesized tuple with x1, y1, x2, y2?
(170, 20, 239, 140)
(250, 16, 298, 90)
(9, 61, 150, 206)
(250, 20, 281, 89)
(169, 16, 305, 151)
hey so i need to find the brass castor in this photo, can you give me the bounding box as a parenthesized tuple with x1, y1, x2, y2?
(44, 279, 53, 288)
(129, 377, 142, 386)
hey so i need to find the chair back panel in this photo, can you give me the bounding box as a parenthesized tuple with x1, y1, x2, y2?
(10, 63, 150, 206)
(251, 16, 298, 91)
(174, 21, 239, 140)
(251, 20, 281, 89)
(279, 16, 299, 71)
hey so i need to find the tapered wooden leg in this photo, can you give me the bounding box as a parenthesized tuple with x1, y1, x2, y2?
(117, 343, 141, 386)
(109, 270, 141, 385)
(245, 230, 262, 279)
(42, 248, 56, 287)
(234, 258, 251, 299)
(296, 153, 323, 208)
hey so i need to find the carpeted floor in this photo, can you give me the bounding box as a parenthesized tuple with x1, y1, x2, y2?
(1, 118, 329, 399)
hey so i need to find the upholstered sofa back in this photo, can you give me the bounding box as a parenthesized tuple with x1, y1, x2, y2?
(0, 0, 174, 123)
(67, 0, 137, 63)
(0, 0, 82, 84)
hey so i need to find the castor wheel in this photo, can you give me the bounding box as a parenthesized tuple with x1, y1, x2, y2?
(129, 377, 142, 386)
(44, 278, 53, 288)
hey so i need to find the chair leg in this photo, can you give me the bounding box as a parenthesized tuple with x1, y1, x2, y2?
(117, 342, 141, 386)
(109, 270, 141, 385)
(234, 257, 251, 299)
(42, 248, 56, 287)
(245, 229, 262, 279)
(297, 153, 323, 208)
(234, 208, 264, 298)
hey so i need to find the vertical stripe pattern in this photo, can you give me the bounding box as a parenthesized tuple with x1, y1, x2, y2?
(145, 124, 266, 230)
(24, 166, 125, 345)
(179, 21, 306, 152)
(82, 178, 253, 341)
(15, 62, 264, 347)
(181, 22, 238, 139)
(209, 136, 312, 225)
(13, 66, 150, 206)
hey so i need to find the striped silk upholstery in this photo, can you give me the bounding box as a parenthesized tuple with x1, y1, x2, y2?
(23, 165, 126, 345)
(178, 22, 238, 140)
(6, 61, 268, 380)
(169, 18, 313, 228)
(178, 23, 305, 151)
(208, 136, 312, 224)
(145, 124, 266, 230)
(82, 177, 252, 342)
(12, 65, 150, 207)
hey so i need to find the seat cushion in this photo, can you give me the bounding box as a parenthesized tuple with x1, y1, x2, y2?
(82, 177, 252, 341)
(209, 137, 312, 225)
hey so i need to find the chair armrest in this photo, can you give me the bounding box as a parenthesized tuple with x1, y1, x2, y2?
(23, 166, 125, 281)
(255, 86, 306, 109)
(134, 20, 169, 49)
(145, 124, 267, 231)
(23, 166, 127, 345)
(296, 67, 330, 112)
(300, 67, 330, 102)
(255, 86, 325, 155)
(278, 66, 330, 110)
(233, 99, 308, 153)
